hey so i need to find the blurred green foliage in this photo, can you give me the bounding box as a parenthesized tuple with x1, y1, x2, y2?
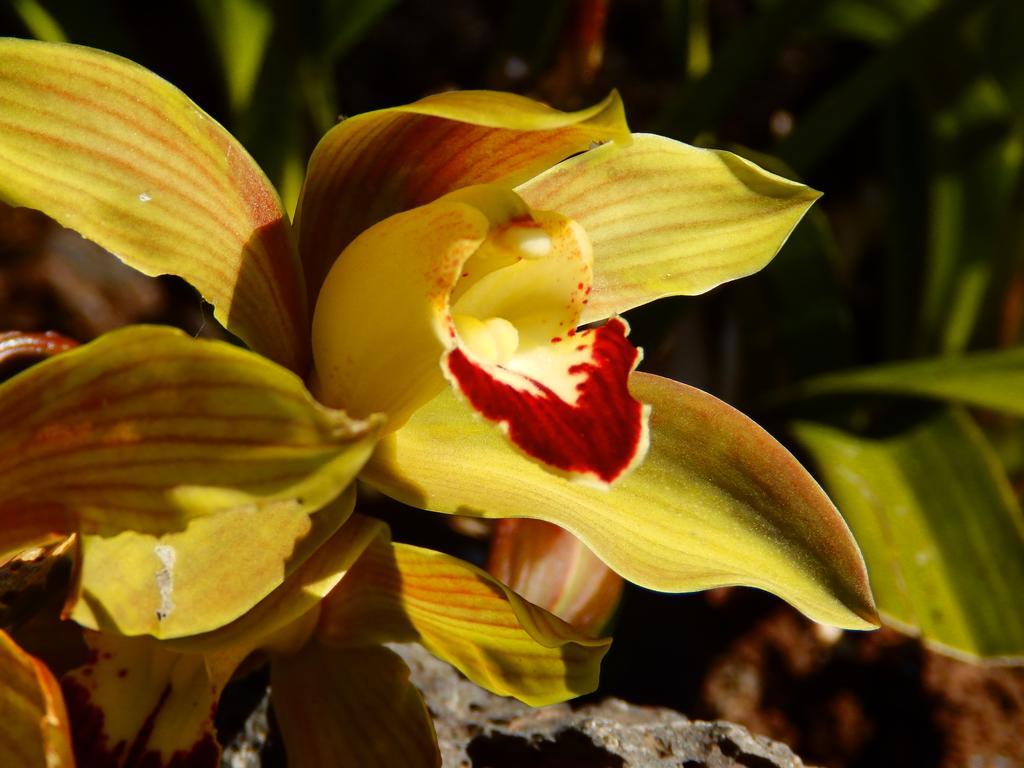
(3, 0, 1022, 663)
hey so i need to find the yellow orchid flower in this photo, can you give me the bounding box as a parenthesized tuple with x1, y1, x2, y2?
(0, 37, 880, 767)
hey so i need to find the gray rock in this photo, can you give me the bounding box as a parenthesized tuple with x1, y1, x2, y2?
(394, 643, 808, 768)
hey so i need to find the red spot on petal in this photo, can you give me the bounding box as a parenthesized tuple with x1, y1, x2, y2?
(577, 282, 584, 290)
(446, 318, 646, 484)
(551, 337, 562, 343)
(62, 677, 220, 768)
(567, 329, 576, 337)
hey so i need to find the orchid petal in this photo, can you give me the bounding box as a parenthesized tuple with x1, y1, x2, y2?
(363, 373, 879, 630)
(296, 90, 630, 300)
(0, 38, 307, 371)
(72, 488, 353, 639)
(168, 512, 386, 654)
(317, 530, 610, 706)
(0, 326, 381, 634)
(517, 134, 820, 322)
(0, 629, 73, 768)
(312, 188, 648, 483)
(488, 519, 624, 635)
(61, 630, 234, 768)
(312, 200, 490, 424)
(271, 644, 439, 768)
(0, 326, 377, 546)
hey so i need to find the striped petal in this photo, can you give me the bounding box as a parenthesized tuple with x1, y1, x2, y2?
(296, 90, 630, 300)
(272, 644, 439, 768)
(312, 186, 648, 484)
(0, 38, 307, 372)
(317, 529, 610, 706)
(363, 373, 879, 631)
(517, 134, 820, 322)
(61, 630, 235, 768)
(0, 326, 381, 635)
(0, 629, 73, 768)
(488, 519, 623, 635)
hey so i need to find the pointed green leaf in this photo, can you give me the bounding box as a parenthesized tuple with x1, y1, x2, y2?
(792, 409, 1024, 662)
(363, 373, 878, 631)
(796, 347, 1024, 416)
(196, 0, 273, 115)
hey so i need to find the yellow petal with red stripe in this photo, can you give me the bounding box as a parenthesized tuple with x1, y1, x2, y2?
(296, 89, 629, 300)
(488, 518, 623, 636)
(0, 38, 307, 372)
(272, 643, 439, 768)
(0, 629, 73, 768)
(363, 373, 878, 631)
(317, 532, 610, 706)
(517, 134, 820, 322)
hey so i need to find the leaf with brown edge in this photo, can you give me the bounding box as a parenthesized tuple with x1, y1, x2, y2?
(296, 89, 630, 301)
(0, 325, 379, 554)
(61, 630, 234, 768)
(363, 373, 879, 631)
(517, 134, 820, 324)
(317, 528, 610, 706)
(0, 38, 308, 372)
(272, 643, 440, 768)
(0, 629, 73, 768)
(488, 519, 623, 636)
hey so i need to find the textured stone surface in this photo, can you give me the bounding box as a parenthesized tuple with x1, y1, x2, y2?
(216, 645, 809, 767)
(395, 644, 808, 768)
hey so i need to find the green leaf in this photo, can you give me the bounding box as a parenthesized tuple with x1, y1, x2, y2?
(321, 0, 397, 61)
(195, 0, 274, 115)
(794, 347, 1024, 416)
(364, 373, 878, 631)
(10, 0, 67, 42)
(792, 409, 1024, 662)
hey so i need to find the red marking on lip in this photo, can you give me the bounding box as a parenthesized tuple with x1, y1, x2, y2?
(445, 318, 646, 484)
